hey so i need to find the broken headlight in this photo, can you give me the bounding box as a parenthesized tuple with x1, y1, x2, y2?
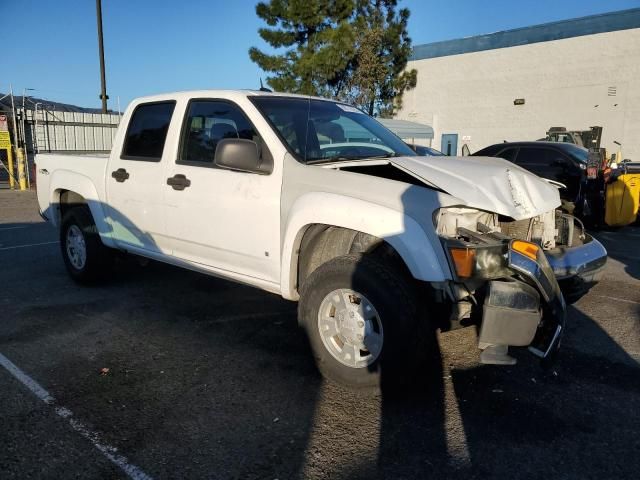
(446, 241, 511, 280)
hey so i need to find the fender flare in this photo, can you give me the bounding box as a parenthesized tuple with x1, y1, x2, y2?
(280, 192, 451, 300)
(49, 169, 116, 248)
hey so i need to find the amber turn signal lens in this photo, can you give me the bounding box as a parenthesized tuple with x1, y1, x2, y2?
(511, 240, 539, 261)
(449, 248, 475, 278)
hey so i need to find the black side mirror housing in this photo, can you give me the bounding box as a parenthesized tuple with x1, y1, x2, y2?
(214, 138, 273, 174)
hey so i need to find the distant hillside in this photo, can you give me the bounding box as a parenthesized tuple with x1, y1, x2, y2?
(0, 93, 118, 114)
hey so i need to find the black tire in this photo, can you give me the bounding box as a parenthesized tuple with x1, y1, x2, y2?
(298, 254, 437, 390)
(60, 206, 112, 284)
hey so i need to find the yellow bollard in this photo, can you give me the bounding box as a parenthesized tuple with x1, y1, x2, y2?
(7, 147, 15, 189)
(16, 147, 27, 191)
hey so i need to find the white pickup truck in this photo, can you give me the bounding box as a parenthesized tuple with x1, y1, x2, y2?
(36, 90, 607, 388)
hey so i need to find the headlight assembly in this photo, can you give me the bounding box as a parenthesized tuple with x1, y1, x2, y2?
(447, 241, 511, 280)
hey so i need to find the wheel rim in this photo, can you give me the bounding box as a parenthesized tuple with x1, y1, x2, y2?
(317, 288, 384, 368)
(66, 224, 87, 270)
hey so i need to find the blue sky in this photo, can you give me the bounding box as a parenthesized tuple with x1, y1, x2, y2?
(1, 0, 639, 110)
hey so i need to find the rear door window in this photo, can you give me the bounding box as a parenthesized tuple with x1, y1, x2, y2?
(121, 102, 176, 161)
(496, 148, 518, 162)
(515, 147, 574, 181)
(513, 147, 550, 176)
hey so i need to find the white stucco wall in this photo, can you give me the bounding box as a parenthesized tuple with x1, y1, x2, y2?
(397, 28, 640, 160)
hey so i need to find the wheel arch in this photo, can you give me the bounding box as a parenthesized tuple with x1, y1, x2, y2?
(280, 193, 450, 300)
(49, 171, 115, 248)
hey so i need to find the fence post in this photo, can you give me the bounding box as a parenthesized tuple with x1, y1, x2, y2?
(7, 147, 15, 189)
(16, 147, 27, 191)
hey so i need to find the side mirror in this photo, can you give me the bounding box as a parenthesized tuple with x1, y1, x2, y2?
(214, 138, 273, 174)
(461, 144, 470, 156)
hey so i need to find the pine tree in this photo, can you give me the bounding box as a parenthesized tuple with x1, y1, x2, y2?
(346, 0, 417, 116)
(249, 0, 417, 116)
(248, 0, 357, 96)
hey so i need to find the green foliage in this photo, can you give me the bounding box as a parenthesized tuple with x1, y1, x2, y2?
(249, 0, 417, 116)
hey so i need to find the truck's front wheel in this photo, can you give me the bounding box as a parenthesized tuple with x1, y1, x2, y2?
(60, 207, 111, 284)
(299, 254, 435, 390)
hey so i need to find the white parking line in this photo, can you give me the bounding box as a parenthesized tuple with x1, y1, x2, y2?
(0, 226, 27, 231)
(0, 241, 58, 251)
(0, 352, 153, 480)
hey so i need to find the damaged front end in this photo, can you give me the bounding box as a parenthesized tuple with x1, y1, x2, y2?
(433, 207, 602, 365)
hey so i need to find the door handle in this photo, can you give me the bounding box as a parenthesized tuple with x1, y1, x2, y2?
(111, 168, 130, 183)
(167, 174, 191, 191)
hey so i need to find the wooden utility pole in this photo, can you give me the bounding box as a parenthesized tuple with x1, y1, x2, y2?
(96, 0, 108, 113)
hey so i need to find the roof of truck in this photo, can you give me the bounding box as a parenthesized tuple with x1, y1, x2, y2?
(131, 89, 337, 104)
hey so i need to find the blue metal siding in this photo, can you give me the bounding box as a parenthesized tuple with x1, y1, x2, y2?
(411, 8, 640, 61)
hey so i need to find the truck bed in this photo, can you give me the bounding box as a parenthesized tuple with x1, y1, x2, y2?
(35, 152, 110, 220)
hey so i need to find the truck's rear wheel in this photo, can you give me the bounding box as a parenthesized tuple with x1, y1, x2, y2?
(299, 254, 435, 390)
(60, 207, 111, 284)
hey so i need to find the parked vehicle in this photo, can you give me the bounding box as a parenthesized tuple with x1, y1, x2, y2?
(36, 91, 607, 389)
(472, 141, 600, 217)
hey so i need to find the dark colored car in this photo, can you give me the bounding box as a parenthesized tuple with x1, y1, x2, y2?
(473, 141, 594, 218)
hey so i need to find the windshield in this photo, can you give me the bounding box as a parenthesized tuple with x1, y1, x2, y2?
(250, 96, 416, 163)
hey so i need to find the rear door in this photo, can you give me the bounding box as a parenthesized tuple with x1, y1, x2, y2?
(106, 101, 176, 254)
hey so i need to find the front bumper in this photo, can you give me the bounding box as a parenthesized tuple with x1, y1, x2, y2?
(508, 244, 566, 361)
(477, 241, 566, 364)
(545, 234, 607, 301)
(545, 234, 607, 281)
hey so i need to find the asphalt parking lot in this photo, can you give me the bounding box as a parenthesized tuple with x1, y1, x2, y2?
(1, 190, 639, 480)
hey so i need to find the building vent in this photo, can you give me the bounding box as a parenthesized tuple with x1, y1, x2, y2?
(608, 86, 617, 96)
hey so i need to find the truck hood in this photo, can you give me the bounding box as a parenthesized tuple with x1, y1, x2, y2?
(331, 155, 561, 220)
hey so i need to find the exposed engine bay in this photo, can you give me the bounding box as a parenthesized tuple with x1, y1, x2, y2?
(434, 206, 585, 250)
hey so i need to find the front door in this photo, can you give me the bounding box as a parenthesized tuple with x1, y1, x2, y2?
(441, 134, 458, 156)
(163, 99, 281, 283)
(106, 101, 176, 254)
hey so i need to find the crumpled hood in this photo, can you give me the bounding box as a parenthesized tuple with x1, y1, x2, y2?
(390, 155, 561, 220)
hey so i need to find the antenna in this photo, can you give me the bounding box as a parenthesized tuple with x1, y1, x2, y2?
(259, 78, 272, 93)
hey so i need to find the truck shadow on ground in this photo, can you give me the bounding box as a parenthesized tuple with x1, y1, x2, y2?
(77, 256, 638, 479)
(3, 225, 639, 479)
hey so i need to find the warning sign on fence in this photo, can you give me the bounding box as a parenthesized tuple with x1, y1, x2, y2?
(0, 131, 11, 149)
(0, 114, 8, 131)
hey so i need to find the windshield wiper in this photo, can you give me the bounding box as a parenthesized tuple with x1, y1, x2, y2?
(367, 153, 400, 159)
(306, 153, 400, 164)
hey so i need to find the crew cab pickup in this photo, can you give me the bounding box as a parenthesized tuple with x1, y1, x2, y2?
(36, 90, 607, 388)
